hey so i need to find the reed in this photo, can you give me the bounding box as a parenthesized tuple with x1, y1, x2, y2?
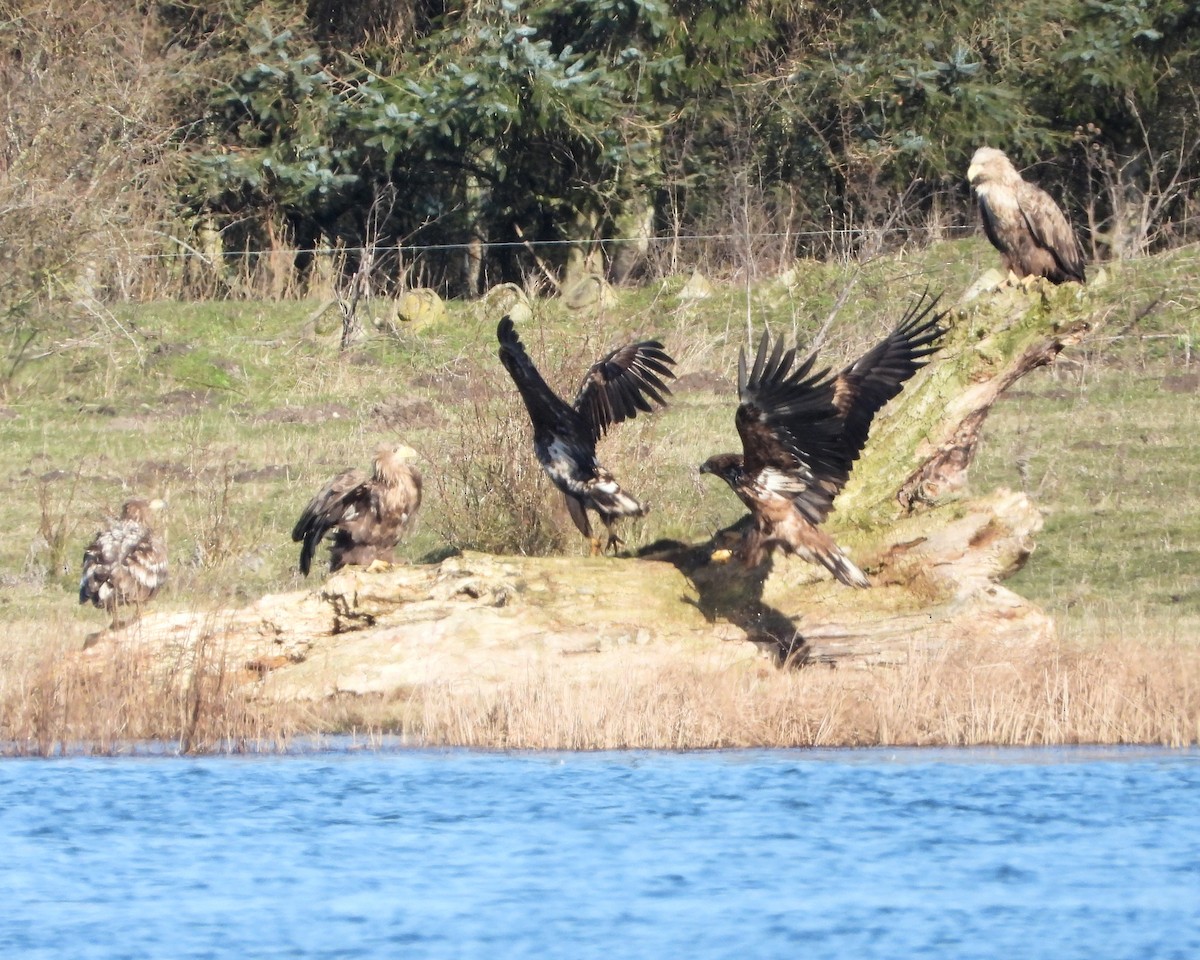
(1, 618, 1194, 755)
(0, 627, 306, 756)
(323, 631, 1199, 751)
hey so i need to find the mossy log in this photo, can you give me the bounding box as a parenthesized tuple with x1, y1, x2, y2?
(90, 281, 1098, 697)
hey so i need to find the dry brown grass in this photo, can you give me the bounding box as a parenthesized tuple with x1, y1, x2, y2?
(0, 629, 308, 756)
(2, 616, 1195, 755)
(321, 631, 1200, 751)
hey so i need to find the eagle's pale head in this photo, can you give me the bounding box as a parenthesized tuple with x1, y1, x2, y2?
(967, 147, 1020, 191)
(373, 444, 420, 485)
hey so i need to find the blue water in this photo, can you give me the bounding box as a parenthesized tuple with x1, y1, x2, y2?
(2, 747, 1198, 959)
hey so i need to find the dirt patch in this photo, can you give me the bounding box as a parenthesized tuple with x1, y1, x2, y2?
(133, 460, 194, 485)
(410, 363, 495, 403)
(371, 399, 444, 432)
(150, 342, 193, 359)
(233, 464, 292, 483)
(1162, 374, 1199, 394)
(158, 388, 217, 413)
(258, 403, 355, 425)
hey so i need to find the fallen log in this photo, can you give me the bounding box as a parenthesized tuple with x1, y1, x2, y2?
(88, 278, 1099, 699)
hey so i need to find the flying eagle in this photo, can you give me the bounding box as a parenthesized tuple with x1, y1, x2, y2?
(497, 316, 676, 554)
(292, 444, 423, 576)
(967, 146, 1086, 284)
(79, 498, 169, 627)
(700, 292, 947, 587)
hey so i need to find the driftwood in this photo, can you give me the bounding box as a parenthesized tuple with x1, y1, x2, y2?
(89, 279, 1097, 700)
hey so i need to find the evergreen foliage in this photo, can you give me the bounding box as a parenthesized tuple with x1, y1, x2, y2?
(2, 0, 1199, 300)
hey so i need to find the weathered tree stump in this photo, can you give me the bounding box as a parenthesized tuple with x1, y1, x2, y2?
(88, 281, 1097, 699)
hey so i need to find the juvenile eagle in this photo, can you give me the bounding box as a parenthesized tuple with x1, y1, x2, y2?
(292, 444, 423, 576)
(967, 146, 1086, 284)
(79, 498, 169, 627)
(497, 316, 676, 555)
(700, 292, 947, 587)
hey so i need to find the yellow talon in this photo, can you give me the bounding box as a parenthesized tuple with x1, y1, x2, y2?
(710, 548, 733, 564)
(365, 558, 394, 573)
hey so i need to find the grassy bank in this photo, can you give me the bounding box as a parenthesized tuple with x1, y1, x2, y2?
(2, 240, 1198, 752)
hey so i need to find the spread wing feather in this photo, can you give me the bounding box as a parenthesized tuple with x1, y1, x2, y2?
(291, 467, 369, 576)
(833, 290, 946, 457)
(736, 292, 946, 525)
(573, 340, 676, 443)
(735, 330, 849, 525)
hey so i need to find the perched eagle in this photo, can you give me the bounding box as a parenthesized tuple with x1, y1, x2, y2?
(700, 292, 947, 587)
(497, 315, 676, 554)
(967, 146, 1086, 284)
(79, 498, 169, 627)
(292, 444, 423, 576)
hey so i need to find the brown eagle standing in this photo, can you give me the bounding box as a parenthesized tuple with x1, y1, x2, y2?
(497, 316, 676, 555)
(700, 292, 947, 587)
(292, 444, 423, 575)
(79, 498, 169, 627)
(967, 146, 1086, 284)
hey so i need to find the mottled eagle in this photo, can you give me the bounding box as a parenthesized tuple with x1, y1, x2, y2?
(79, 498, 169, 627)
(968, 146, 1086, 284)
(700, 292, 947, 587)
(292, 444, 423, 576)
(497, 315, 676, 554)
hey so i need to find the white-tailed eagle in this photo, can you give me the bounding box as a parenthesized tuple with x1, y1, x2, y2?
(292, 444, 423, 575)
(700, 292, 947, 587)
(79, 498, 169, 627)
(967, 146, 1086, 284)
(497, 316, 676, 555)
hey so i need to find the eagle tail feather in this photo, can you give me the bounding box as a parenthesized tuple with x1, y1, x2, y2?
(818, 548, 871, 589)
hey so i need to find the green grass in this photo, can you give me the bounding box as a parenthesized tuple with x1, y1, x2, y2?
(2, 239, 1199, 646)
(973, 360, 1200, 628)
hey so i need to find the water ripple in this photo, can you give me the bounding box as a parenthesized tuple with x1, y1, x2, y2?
(0, 747, 1197, 959)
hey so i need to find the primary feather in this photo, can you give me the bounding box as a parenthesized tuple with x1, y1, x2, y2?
(701, 291, 948, 586)
(497, 316, 676, 553)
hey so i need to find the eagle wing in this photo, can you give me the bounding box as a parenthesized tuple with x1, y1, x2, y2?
(832, 291, 946, 459)
(734, 331, 848, 525)
(573, 340, 676, 444)
(291, 467, 371, 576)
(1015, 180, 1086, 282)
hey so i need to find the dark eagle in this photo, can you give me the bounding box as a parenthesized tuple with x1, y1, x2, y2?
(497, 315, 676, 554)
(79, 498, 169, 627)
(700, 292, 947, 587)
(292, 444, 423, 576)
(968, 146, 1086, 284)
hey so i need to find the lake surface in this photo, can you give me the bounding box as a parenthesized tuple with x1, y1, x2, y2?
(2, 746, 1198, 959)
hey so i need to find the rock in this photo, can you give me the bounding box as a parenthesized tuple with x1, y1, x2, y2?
(395, 289, 447, 330)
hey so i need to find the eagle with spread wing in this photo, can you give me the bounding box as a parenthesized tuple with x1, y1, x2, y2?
(497, 315, 676, 555)
(700, 292, 947, 587)
(79, 498, 169, 627)
(967, 146, 1086, 285)
(292, 443, 422, 576)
